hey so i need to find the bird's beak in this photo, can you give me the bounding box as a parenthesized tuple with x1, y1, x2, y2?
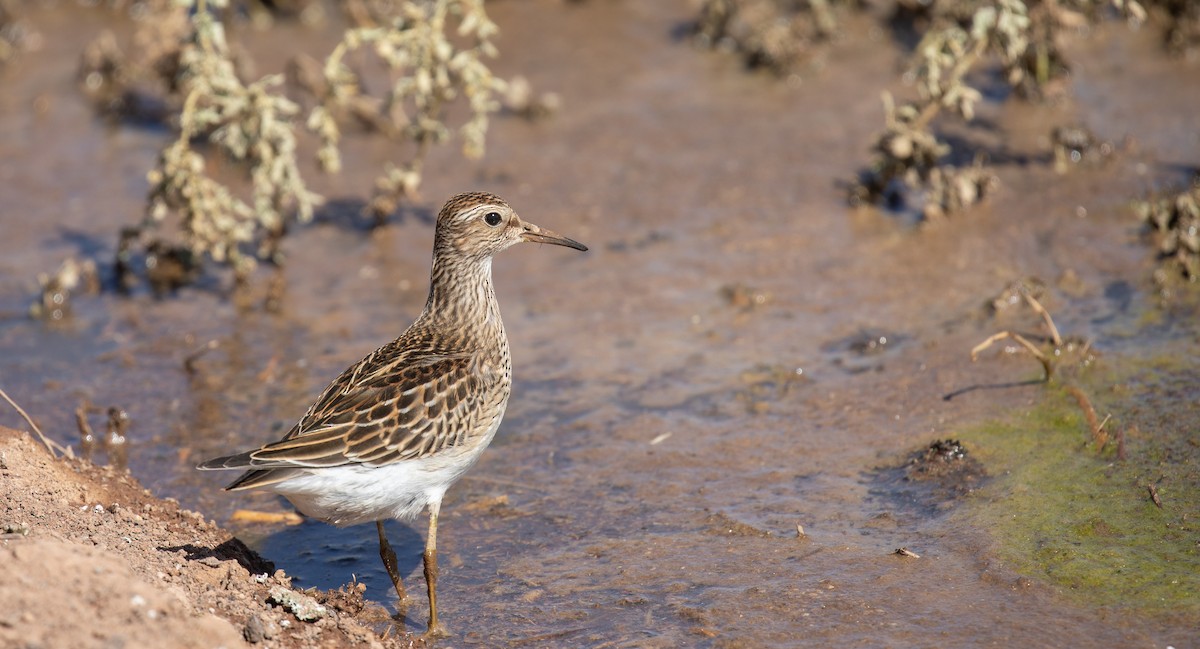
(520, 222, 588, 251)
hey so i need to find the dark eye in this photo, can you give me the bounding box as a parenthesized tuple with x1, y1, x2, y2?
(484, 211, 503, 226)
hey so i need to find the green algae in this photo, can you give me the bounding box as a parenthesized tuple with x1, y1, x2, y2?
(955, 361, 1200, 613)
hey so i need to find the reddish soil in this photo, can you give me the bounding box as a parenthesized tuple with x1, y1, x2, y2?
(0, 425, 417, 649)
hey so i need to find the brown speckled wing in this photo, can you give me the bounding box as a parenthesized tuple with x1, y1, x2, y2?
(219, 340, 487, 471)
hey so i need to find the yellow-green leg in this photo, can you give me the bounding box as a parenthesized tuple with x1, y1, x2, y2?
(423, 501, 449, 638)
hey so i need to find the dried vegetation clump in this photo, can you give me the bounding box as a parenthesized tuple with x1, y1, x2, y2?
(1142, 0, 1200, 55)
(691, 0, 861, 75)
(1135, 173, 1200, 283)
(849, 0, 1145, 219)
(849, 0, 1032, 218)
(299, 0, 514, 222)
(144, 0, 322, 280)
(972, 278, 1095, 380)
(688, 0, 1160, 222)
(80, 0, 320, 287)
(67, 0, 530, 299)
(0, 0, 37, 67)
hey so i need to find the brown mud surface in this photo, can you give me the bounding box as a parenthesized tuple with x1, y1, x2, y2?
(0, 426, 416, 648)
(1, 1, 1199, 648)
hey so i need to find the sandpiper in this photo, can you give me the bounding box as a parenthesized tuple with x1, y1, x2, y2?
(198, 192, 587, 636)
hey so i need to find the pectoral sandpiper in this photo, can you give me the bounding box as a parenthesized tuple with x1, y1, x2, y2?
(198, 192, 587, 636)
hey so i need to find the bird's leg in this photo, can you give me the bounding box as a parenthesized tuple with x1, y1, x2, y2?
(423, 501, 449, 638)
(377, 520, 409, 610)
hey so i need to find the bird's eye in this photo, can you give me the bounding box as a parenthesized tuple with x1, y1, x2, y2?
(484, 211, 503, 226)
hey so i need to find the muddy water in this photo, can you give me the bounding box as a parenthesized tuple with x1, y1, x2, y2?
(1, 2, 1198, 646)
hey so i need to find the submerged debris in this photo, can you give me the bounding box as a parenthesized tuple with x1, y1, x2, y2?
(905, 439, 979, 482)
(1051, 125, 1115, 173)
(822, 329, 906, 374)
(313, 580, 368, 616)
(30, 258, 100, 321)
(502, 75, 562, 121)
(720, 283, 773, 310)
(705, 511, 774, 538)
(1134, 172, 1200, 285)
(734, 363, 808, 414)
(691, 0, 859, 76)
(869, 439, 987, 516)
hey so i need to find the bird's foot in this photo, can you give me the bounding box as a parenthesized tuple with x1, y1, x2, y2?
(422, 623, 450, 641)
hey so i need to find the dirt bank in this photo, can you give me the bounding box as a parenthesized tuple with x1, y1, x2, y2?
(0, 425, 415, 649)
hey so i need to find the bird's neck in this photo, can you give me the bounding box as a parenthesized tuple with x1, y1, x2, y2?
(421, 253, 505, 339)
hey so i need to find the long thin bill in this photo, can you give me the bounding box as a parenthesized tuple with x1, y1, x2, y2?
(522, 225, 588, 251)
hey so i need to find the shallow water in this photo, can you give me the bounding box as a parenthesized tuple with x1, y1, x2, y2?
(1, 2, 1198, 646)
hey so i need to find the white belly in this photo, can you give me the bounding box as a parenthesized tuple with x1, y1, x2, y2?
(270, 411, 504, 526)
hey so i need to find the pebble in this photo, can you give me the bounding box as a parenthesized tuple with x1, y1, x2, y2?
(243, 614, 266, 643)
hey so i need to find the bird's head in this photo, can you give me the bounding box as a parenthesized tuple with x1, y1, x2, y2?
(434, 192, 588, 259)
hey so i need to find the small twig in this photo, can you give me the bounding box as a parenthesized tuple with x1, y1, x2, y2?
(0, 387, 71, 458)
(75, 401, 99, 461)
(1147, 483, 1163, 509)
(1116, 425, 1131, 461)
(184, 339, 221, 374)
(1022, 293, 1063, 347)
(75, 402, 97, 442)
(971, 331, 1053, 380)
(1065, 385, 1108, 451)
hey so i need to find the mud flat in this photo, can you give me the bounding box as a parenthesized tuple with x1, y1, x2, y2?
(0, 425, 417, 649)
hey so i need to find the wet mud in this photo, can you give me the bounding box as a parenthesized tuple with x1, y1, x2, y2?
(1, 1, 1199, 647)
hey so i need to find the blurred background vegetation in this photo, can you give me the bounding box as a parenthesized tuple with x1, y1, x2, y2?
(4, 0, 1196, 318)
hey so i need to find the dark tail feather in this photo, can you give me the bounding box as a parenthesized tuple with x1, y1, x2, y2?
(196, 451, 256, 471)
(223, 467, 303, 491)
(197, 452, 303, 491)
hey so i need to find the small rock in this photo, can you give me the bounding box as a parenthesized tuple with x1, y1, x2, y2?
(243, 614, 266, 643)
(267, 586, 327, 622)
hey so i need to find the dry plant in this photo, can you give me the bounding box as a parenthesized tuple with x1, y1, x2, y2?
(78, 0, 318, 290)
(892, 0, 1144, 100)
(111, 0, 323, 285)
(850, 0, 1147, 217)
(302, 0, 513, 222)
(0, 0, 35, 68)
(692, 0, 857, 76)
(971, 279, 1093, 379)
(0, 387, 72, 459)
(76, 8, 193, 124)
(850, 0, 1031, 218)
(1004, 0, 1144, 100)
(1134, 172, 1200, 284)
(1141, 0, 1200, 55)
(69, 0, 528, 300)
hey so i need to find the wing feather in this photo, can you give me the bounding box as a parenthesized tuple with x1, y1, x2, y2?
(226, 343, 488, 471)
